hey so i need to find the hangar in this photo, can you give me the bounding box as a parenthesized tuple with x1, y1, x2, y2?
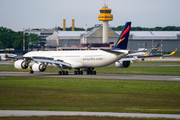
(46, 25, 180, 52)
(46, 31, 84, 48)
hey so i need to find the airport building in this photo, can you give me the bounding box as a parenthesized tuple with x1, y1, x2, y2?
(25, 28, 54, 51)
(23, 4, 180, 52)
(45, 24, 180, 52)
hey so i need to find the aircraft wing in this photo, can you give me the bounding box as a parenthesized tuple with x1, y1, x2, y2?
(31, 57, 72, 68)
(125, 48, 177, 59)
(11, 55, 72, 69)
(137, 54, 162, 58)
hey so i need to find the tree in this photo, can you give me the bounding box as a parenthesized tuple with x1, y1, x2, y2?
(26, 33, 41, 49)
(12, 31, 23, 50)
(0, 41, 5, 49)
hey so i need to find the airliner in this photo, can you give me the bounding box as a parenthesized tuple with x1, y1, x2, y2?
(13, 22, 132, 75)
(137, 43, 147, 52)
(115, 43, 177, 68)
(0, 52, 17, 61)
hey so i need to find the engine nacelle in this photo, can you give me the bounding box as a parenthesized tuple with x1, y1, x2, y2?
(14, 60, 29, 69)
(115, 61, 130, 68)
(32, 63, 46, 72)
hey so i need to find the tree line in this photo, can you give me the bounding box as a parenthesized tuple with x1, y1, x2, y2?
(0, 27, 41, 50)
(0, 25, 180, 50)
(112, 26, 180, 31)
(57, 26, 180, 31)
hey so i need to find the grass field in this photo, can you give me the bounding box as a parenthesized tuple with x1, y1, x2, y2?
(0, 77, 180, 114)
(0, 61, 180, 119)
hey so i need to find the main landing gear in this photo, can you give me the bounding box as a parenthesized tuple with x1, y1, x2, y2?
(58, 71, 68, 75)
(74, 70, 83, 75)
(73, 68, 96, 75)
(73, 70, 96, 75)
(87, 70, 96, 75)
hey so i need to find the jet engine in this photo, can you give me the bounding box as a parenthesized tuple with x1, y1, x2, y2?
(115, 61, 130, 68)
(14, 60, 29, 69)
(32, 63, 46, 72)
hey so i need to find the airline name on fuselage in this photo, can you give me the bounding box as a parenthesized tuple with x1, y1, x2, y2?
(83, 57, 103, 61)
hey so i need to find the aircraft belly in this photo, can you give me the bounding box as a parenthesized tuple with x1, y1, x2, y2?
(82, 61, 110, 67)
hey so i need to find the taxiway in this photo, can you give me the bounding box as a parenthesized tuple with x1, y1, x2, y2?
(0, 72, 180, 81)
(1, 110, 180, 119)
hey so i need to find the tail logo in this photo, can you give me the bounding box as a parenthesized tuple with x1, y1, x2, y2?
(5, 52, 8, 57)
(169, 48, 177, 55)
(116, 25, 130, 46)
(153, 45, 159, 52)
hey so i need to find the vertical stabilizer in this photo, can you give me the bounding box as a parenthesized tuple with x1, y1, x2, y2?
(112, 22, 131, 50)
(5, 52, 8, 57)
(150, 43, 160, 55)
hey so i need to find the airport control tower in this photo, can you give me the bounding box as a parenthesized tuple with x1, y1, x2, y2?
(98, 4, 113, 43)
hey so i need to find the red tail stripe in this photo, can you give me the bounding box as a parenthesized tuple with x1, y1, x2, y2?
(120, 25, 130, 38)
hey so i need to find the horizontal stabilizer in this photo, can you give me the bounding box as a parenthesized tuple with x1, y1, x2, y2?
(100, 49, 128, 55)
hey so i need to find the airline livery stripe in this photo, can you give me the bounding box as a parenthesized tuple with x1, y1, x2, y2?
(143, 52, 149, 56)
(120, 25, 130, 38)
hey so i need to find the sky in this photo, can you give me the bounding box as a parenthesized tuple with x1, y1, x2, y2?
(0, 0, 180, 31)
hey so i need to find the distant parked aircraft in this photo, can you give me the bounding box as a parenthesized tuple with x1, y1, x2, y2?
(0, 52, 17, 61)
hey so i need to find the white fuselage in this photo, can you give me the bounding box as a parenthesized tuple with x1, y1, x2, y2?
(24, 50, 128, 68)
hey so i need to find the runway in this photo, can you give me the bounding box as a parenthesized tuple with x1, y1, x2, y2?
(0, 72, 180, 81)
(1, 110, 180, 119)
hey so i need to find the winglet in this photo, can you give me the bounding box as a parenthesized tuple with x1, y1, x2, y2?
(5, 52, 8, 58)
(169, 48, 177, 56)
(111, 22, 131, 50)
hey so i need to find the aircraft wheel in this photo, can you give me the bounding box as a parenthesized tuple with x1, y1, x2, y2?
(93, 71, 96, 75)
(80, 71, 83, 75)
(29, 70, 34, 74)
(65, 71, 68, 75)
(74, 71, 77, 75)
(58, 71, 62, 75)
(87, 71, 90, 75)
